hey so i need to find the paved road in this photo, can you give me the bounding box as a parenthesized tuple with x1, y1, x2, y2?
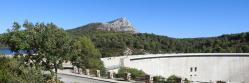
(58, 74, 112, 83)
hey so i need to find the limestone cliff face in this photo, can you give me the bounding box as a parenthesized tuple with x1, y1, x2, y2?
(96, 17, 137, 33)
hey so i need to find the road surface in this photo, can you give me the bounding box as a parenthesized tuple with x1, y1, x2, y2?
(58, 74, 112, 83)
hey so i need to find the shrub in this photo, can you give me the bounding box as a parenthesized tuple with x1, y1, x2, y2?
(166, 75, 182, 83)
(217, 81, 226, 83)
(153, 76, 166, 83)
(0, 56, 47, 83)
(116, 67, 146, 80)
(182, 78, 190, 83)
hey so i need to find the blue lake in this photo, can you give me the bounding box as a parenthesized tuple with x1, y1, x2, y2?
(0, 48, 14, 55)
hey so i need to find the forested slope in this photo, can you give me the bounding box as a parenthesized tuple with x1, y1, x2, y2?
(67, 24, 249, 57)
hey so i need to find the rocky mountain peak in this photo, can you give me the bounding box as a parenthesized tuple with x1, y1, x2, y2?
(96, 17, 137, 33)
(108, 17, 132, 26)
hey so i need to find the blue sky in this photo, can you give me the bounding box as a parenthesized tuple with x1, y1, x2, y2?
(0, 0, 248, 38)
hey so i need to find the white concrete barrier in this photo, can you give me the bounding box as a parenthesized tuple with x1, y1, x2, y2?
(107, 71, 114, 79)
(101, 53, 249, 83)
(79, 68, 82, 74)
(85, 69, 90, 75)
(96, 70, 100, 77)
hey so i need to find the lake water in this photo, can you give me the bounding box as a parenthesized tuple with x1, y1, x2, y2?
(0, 48, 14, 55)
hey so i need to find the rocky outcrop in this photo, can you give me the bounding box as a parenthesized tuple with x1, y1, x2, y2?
(96, 17, 137, 33)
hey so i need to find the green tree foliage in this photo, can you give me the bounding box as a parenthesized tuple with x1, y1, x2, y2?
(166, 75, 182, 83)
(153, 76, 166, 83)
(2, 22, 28, 53)
(0, 35, 8, 48)
(70, 36, 105, 72)
(153, 75, 189, 83)
(2, 21, 72, 82)
(116, 67, 146, 80)
(0, 56, 46, 83)
(67, 24, 249, 57)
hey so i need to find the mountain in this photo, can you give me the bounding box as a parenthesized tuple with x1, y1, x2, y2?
(67, 17, 249, 57)
(98, 17, 137, 33)
(67, 17, 136, 36)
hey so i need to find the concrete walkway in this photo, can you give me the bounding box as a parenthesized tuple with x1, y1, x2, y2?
(58, 73, 112, 83)
(58, 69, 130, 83)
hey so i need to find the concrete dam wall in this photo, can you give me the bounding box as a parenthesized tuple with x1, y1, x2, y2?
(101, 53, 249, 83)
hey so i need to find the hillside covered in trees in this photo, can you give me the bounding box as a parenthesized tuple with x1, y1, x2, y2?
(1, 19, 249, 58)
(67, 23, 249, 57)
